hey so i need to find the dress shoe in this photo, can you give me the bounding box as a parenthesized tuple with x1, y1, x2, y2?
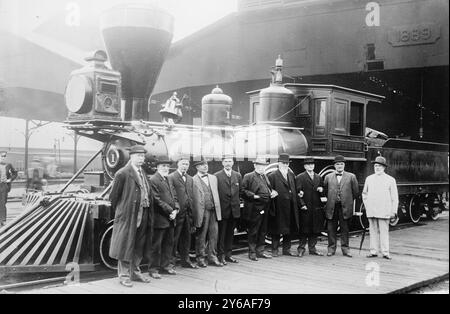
(297, 249, 305, 257)
(327, 252, 335, 257)
(149, 272, 162, 279)
(383, 255, 392, 260)
(197, 260, 208, 268)
(161, 268, 177, 275)
(257, 253, 272, 259)
(271, 250, 279, 257)
(249, 255, 258, 261)
(133, 273, 151, 283)
(282, 251, 294, 256)
(209, 260, 224, 267)
(309, 251, 324, 256)
(343, 252, 353, 258)
(218, 257, 227, 266)
(119, 278, 133, 288)
(181, 262, 199, 269)
(225, 256, 239, 264)
(366, 253, 378, 258)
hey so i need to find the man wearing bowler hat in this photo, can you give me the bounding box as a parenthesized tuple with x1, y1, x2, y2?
(362, 156, 398, 260)
(215, 155, 243, 265)
(169, 156, 198, 269)
(296, 157, 325, 256)
(192, 159, 223, 267)
(242, 156, 278, 261)
(324, 155, 359, 257)
(0, 151, 17, 228)
(268, 154, 299, 257)
(149, 157, 180, 278)
(109, 145, 152, 287)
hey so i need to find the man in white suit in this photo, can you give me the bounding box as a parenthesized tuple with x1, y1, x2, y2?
(362, 156, 399, 260)
(192, 159, 223, 267)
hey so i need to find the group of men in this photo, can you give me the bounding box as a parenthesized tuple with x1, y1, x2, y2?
(109, 145, 399, 288)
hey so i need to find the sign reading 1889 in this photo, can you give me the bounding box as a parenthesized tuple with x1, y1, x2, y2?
(388, 23, 441, 47)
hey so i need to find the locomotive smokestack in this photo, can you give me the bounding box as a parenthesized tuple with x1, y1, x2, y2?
(100, 4, 174, 121)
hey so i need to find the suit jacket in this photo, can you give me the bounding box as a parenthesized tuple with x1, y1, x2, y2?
(296, 171, 325, 234)
(150, 172, 180, 229)
(324, 171, 359, 220)
(242, 171, 272, 222)
(192, 174, 222, 228)
(109, 162, 153, 262)
(214, 169, 243, 219)
(1, 163, 18, 193)
(169, 171, 194, 222)
(268, 169, 299, 235)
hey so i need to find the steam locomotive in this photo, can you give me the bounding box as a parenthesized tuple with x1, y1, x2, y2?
(0, 4, 447, 273)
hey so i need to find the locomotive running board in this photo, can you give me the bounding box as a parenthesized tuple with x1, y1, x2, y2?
(0, 196, 96, 274)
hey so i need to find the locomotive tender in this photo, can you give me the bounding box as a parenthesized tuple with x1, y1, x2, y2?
(0, 4, 447, 273)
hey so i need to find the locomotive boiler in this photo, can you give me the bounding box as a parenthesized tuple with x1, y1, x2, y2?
(0, 4, 448, 273)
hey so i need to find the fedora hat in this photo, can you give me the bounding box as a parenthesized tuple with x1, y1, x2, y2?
(193, 158, 208, 167)
(253, 156, 269, 165)
(334, 155, 346, 164)
(155, 157, 173, 166)
(372, 156, 388, 167)
(278, 153, 291, 163)
(303, 157, 315, 165)
(127, 145, 147, 155)
(222, 154, 235, 161)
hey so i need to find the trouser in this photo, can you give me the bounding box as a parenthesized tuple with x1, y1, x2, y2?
(118, 209, 149, 280)
(248, 206, 269, 256)
(368, 218, 390, 256)
(298, 234, 319, 253)
(327, 203, 351, 254)
(218, 217, 236, 259)
(195, 209, 219, 262)
(149, 226, 174, 273)
(272, 234, 292, 253)
(172, 214, 191, 265)
(0, 183, 8, 225)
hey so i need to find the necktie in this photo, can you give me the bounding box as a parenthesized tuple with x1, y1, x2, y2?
(336, 173, 343, 177)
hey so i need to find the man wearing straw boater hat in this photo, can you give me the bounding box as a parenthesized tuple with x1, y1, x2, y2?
(296, 157, 325, 257)
(109, 145, 153, 287)
(192, 158, 223, 267)
(242, 156, 278, 261)
(215, 154, 243, 265)
(362, 156, 399, 260)
(149, 157, 180, 278)
(324, 155, 359, 257)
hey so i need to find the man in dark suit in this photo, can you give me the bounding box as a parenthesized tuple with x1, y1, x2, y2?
(109, 145, 152, 288)
(268, 154, 299, 257)
(169, 157, 198, 269)
(192, 159, 223, 267)
(242, 157, 278, 261)
(324, 155, 359, 257)
(149, 158, 180, 278)
(215, 155, 243, 265)
(296, 157, 325, 256)
(0, 151, 17, 227)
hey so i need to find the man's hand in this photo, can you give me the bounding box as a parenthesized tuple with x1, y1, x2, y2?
(298, 191, 304, 198)
(270, 190, 278, 199)
(254, 195, 261, 200)
(169, 210, 178, 221)
(5, 179, 11, 183)
(317, 187, 324, 193)
(301, 205, 308, 211)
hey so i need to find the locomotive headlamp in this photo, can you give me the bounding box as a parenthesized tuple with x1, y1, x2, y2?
(65, 50, 122, 122)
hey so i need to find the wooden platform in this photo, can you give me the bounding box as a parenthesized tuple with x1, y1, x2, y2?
(21, 214, 449, 294)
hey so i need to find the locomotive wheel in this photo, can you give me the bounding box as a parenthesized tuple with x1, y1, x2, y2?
(100, 224, 118, 270)
(408, 195, 422, 224)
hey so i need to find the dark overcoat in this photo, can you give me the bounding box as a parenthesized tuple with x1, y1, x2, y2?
(323, 171, 359, 220)
(214, 170, 243, 220)
(109, 163, 153, 262)
(169, 171, 194, 224)
(150, 172, 179, 229)
(242, 171, 272, 223)
(268, 169, 299, 235)
(296, 171, 325, 234)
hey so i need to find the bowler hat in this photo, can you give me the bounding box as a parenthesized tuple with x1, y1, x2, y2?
(334, 155, 346, 164)
(253, 156, 269, 165)
(303, 157, 315, 165)
(222, 154, 235, 161)
(278, 153, 291, 163)
(155, 157, 173, 166)
(372, 156, 388, 167)
(193, 158, 208, 167)
(127, 145, 147, 155)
